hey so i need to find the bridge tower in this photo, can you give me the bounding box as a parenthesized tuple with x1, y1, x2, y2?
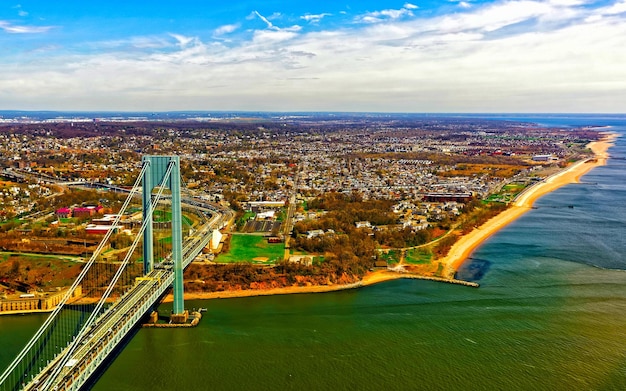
(142, 155, 186, 320)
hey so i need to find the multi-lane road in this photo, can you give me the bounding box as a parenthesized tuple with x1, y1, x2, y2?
(22, 198, 227, 391)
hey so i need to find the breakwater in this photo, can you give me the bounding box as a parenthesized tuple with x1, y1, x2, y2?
(400, 274, 479, 287)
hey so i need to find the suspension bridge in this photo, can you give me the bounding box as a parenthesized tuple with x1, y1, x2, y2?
(0, 156, 228, 391)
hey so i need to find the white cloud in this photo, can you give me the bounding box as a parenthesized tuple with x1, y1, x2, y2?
(1, 0, 625, 112)
(355, 3, 422, 24)
(356, 7, 415, 23)
(0, 21, 54, 33)
(283, 25, 303, 32)
(214, 23, 240, 35)
(94, 36, 172, 50)
(434, 1, 561, 33)
(13, 4, 28, 16)
(547, 0, 588, 6)
(458, 2, 472, 9)
(301, 13, 332, 23)
(584, 14, 602, 23)
(252, 29, 298, 44)
(253, 10, 279, 30)
(599, 0, 626, 15)
(169, 33, 197, 48)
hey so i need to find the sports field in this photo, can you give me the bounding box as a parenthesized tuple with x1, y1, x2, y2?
(217, 234, 284, 264)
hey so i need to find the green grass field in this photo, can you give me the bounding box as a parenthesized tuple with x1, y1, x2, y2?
(158, 236, 172, 244)
(502, 183, 525, 191)
(404, 248, 433, 264)
(379, 250, 401, 264)
(485, 183, 529, 204)
(152, 210, 193, 225)
(217, 234, 285, 264)
(484, 194, 511, 203)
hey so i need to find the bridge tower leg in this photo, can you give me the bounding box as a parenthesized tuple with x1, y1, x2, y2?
(142, 156, 186, 321)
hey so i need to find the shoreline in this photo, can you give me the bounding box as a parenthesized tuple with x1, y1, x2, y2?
(3, 133, 618, 311)
(160, 132, 618, 303)
(441, 132, 619, 278)
(160, 271, 479, 304)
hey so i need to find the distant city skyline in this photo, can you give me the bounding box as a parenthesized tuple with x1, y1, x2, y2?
(1, 1, 625, 113)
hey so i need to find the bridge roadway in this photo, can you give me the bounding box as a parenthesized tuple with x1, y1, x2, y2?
(1, 169, 84, 186)
(24, 209, 222, 391)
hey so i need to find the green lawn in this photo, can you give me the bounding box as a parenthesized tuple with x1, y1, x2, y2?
(242, 211, 256, 220)
(484, 194, 511, 203)
(485, 183, 529, 204)
(153, 210, 171, 222)
(379, 250, 401, 264)
(152, 210, 192, 225)
(502, 183, 525, 191)
(158, 236, 172, 244)
(404, 248, 433, 264)
(217, 234, 285, 264)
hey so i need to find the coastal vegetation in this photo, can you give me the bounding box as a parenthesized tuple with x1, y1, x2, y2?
(182, 189, 518, 293)
(184, 261, 360, 293)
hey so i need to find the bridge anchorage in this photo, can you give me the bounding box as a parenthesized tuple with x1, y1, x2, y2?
(1, 155, 220, 391)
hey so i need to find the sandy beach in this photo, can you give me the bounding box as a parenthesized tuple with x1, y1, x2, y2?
(440, 132, 619, 278)
(159, 133, 618, 303)
(160, 269, 478, 304)
(161, 281, 364, 302)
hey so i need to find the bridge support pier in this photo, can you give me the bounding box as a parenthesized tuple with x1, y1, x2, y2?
(170, 310, 189, 324)
(147, 311, 159, 324)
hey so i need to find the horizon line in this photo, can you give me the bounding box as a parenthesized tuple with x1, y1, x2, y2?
(1, 110, 625, 115)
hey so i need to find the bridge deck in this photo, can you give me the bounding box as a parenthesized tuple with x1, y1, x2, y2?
(24, 216, 217, 391)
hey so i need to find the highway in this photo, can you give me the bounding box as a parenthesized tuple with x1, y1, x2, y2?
(282, 171, 299, 260)
(22, 198, 226, 391)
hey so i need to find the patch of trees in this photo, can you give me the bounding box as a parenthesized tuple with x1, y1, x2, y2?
(0, 220, 20, 233)
(43, 188, 125, 211)
(293, 230, 377, 273)
(429, 201, 508, 258)
(373, 227, 432, 248)
(432, 234, 459, 258)
(292, 192, 445, 275)
(0, 256, 86, 289)
(0, 237, 97, 256)
(457, 202, 508, 235)
(184, 261, 361, 293)
(304, 192, 396, 226)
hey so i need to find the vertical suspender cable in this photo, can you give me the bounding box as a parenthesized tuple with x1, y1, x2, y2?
(0, 162, 148, 388)
(39, 161, 174, 390)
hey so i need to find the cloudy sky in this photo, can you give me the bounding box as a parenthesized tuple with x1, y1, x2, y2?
(1, 1, 625, 112)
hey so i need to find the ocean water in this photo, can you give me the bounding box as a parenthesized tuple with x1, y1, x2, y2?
(2, 115, 626, 390)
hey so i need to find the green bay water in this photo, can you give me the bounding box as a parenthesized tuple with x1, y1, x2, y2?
(2, 115, 626, 390)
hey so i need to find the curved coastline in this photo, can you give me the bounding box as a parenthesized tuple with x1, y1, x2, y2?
(441, 132, 619, 278)
(2, 135, 618, 314)
(163, 132, 618, 303)
(3, 132, 615, 311)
